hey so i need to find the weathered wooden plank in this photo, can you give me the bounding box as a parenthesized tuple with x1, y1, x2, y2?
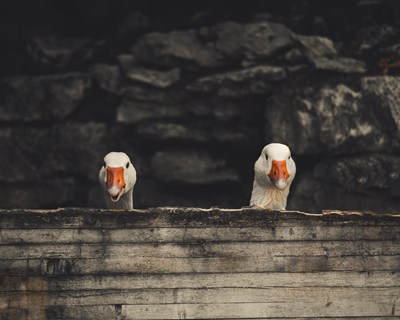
(5, 303, 400, 320)
(2, 225, 400, 244)
(0, 308, 49, 320)
(119, 300, 400, 319)
(0, 287, 400, 306)
(45, 305, 117, 320)
(1, 208, 399, 320)
(1, 287, 399, 308)
(2, 271, 399, 292)
(0, 208, 399, 229)
(1, 241, 400, 260)
(1, 255, 399, 275)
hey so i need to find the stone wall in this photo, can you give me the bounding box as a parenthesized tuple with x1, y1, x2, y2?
(0, 0, 400, 212)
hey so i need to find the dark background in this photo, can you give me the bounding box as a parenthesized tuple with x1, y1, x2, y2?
(0, 0, 400, 212)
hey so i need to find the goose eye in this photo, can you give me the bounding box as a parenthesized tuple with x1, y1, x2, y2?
(265, 155, 268, 161)
(288, 155, 291, 159)
(126, 162, 130, 169)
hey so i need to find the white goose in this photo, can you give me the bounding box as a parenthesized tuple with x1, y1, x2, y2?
(250, 143, 296, 210)
(99, 152, 137, 209)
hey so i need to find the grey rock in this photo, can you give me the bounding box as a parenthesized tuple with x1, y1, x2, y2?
(0, 179, 75, 209)
(131, 30, 219, 68)
(26, 36, 104, 69)
(132, 179, 246, 208)
(215, 21, 293, 61)
(280, 48, 307, 63)
(185, 97, 261, 120)
(353, 24, 399, 53)
(289, 166, 400, 214)
(313, 57, 367, 74)
(378, 43, 400, 57)
(53, 123, 113, 182)
(313, 184, 400, 213)
(294, 34, 366, 73)
(117, 99, 182, 123)
(187, 65, 286, 97)
(126, 67, 180, 88)
(212, 124, 262, 145)
(151, 150, 240, 185)
(0, 73, 91, 121)
(137, 121, 262, 146)
(0, 127, 54, 182)
(287, 171, 321, 212)
(242, 22, 293, 60)
(120, 84, 185, 103)
(53, 125, 104, 181)
(214, 21, 244, 59)
(90, 64, 122, 93)
(212, 100, 258, 120)
(0, 123, 109, 183)
(266, 81, 389, 154)
(290, 176, 400, 213)
(294, 34, 337, 62)
(117, 54, 137, 72)
(314, 154, 400, 195)
(361, 76, 400, 134)
(137, 122, 209, 142)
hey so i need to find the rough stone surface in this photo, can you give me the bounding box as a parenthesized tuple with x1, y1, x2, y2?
(126, 67, 180, 88)
(314, 154, 400, 194)
(26, 36, 104, 70)
(294, 35, 337, 62)
(151, 150, 240, 185)
(352, 24, 400, 53)
(117, 99, 182, 123)
(0, 74, 91, 121)
(117, 54, 137, 72)
(313, 57, 367, 74)
(131, 30, 219, 68)
(266, 80, 390, 154)
(0, 127, 54, 182)
(119, 85, 185, 103)
(0, 123, 110, 183)
(0, 1, 399, 212)
(90, 64, 122, 93)
(215, 21, 294, 61)
(137, 121, 261, 146)
(0, 179, 75, 209)
(187, 65, 286, 96)
(137, 122, 209, 142)
(53, 123, 113, 181)
(290, 172, 400, 214)
(289, 153, 400, 213)
(361, 76, 400, 136)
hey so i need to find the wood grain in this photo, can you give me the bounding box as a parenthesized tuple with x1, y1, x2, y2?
(1, 271, 399, 291)
(0, 207, 399, 319)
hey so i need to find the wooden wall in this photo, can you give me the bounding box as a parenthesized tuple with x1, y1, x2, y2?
(0, 207, 399, 319)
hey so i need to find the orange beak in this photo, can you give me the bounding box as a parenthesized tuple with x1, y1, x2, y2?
(268, 160, 290, 186)
(106, 167, 126, 190)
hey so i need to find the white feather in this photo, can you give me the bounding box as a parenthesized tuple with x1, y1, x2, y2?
(99, 152, 137, 210)
(250, 143, 296, 210)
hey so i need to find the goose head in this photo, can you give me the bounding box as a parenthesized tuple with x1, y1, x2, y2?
(251, 143, 296, 210)
(99, 152, 137, 208)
